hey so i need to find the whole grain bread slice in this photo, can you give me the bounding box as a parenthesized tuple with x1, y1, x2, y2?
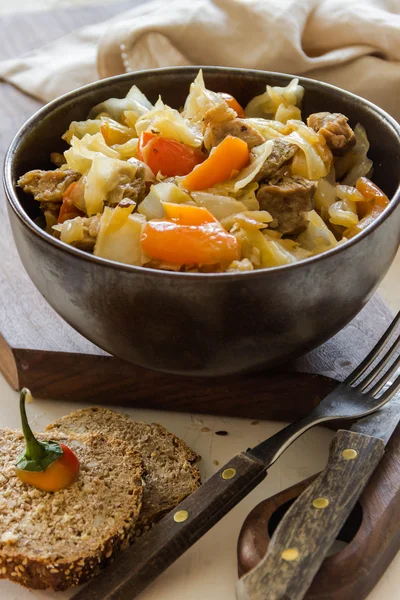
(46, 408, 201, 531)
(0, 429, 143, 591)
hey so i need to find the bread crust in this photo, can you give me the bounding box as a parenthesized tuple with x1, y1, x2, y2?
(0, 525, 132, 591)
(0, 429, 143, 591)
(46, 408, 201, 528)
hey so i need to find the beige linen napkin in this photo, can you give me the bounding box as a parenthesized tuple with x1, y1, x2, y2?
(1, 0, 399, 120)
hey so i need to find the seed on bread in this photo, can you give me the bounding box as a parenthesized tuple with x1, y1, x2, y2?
(0, 429, 143, 591)
(46, 407, 201, 527)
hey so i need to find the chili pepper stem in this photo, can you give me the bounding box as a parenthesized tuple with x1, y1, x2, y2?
(20, 388, 46, 461)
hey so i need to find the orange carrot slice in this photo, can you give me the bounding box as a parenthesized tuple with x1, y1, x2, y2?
(344, 177, 389, 238)
(141, 220, 239, 266)
(162, 202, 217, 226)
(220, 93, 245, 117)
(182, 135, 250, 192)
(138, 132, 205, 177)
(355, 177, 389, 218)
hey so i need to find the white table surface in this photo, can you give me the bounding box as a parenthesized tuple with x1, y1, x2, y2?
(0, 371, 399, 599)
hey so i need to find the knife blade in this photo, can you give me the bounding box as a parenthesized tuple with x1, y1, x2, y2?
(351, 389, 400, 442)
(237, 392, 400, 600)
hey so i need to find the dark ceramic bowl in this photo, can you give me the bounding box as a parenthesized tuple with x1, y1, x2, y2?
(4, 67, 400, 376)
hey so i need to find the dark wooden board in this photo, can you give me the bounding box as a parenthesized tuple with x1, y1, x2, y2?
(0, 3, 135, 361)
(0, 3, 393, 416)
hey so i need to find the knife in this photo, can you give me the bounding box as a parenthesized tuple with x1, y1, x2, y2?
(237, 423, 400, 600)
(71, 398, 396, 600)
(71, 316, 400, 600)
(236, 391, 400, 600)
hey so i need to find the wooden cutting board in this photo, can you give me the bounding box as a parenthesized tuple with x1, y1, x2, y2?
(0, 3, 394, 417)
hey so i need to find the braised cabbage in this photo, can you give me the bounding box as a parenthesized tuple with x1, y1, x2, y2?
(18, 70, 385, 274)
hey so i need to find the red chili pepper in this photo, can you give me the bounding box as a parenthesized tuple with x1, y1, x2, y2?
(15, 389, 80, 492)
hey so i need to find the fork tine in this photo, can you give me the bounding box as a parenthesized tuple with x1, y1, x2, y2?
(378, 370, 400, 402)
(355, 332, 400, 391)
(345, 311, 400, 385)
(368, 352, 400, 396)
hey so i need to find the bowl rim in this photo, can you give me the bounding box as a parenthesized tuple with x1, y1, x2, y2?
(4, 65, 400, 281)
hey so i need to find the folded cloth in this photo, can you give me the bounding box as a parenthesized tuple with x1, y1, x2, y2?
(1, 0, 399, 121)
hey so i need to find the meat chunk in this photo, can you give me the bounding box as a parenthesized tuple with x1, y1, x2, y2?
(50, 152, 67, 168)
(204, 118, 265, 150)
(203, 102, 236, 124)
(121, 168, 146, 204)
(307, 112, 356, 156)
(256, 138, 298, 182)
(70, 215, 101, 252)
(40, 201, 60, 233)
(256, 176, 317, 236)
(18, 168, 78, 203)
(104, 162, 146, 207)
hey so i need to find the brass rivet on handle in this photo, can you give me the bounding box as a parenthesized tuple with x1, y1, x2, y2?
(312, 497, 330, 509)
(222, 468, 236, 480)
(342, 449, 358, 460)
(281, 548, 299, 562)
(174, 510, 189, 523)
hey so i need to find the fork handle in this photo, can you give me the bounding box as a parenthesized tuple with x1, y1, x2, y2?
(237, 429, 385, 600)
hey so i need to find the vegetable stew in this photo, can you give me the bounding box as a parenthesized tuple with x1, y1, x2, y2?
(18, 71, 389, 273)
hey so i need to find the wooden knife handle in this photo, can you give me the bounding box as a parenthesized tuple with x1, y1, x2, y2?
(237, 429, 385, 600)
(238, 423, 400, 600)
(72, 452, 267, 600)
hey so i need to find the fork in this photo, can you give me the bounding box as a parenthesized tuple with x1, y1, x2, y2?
(73, 312, 400, 600)
(237, 312, 400, 600)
